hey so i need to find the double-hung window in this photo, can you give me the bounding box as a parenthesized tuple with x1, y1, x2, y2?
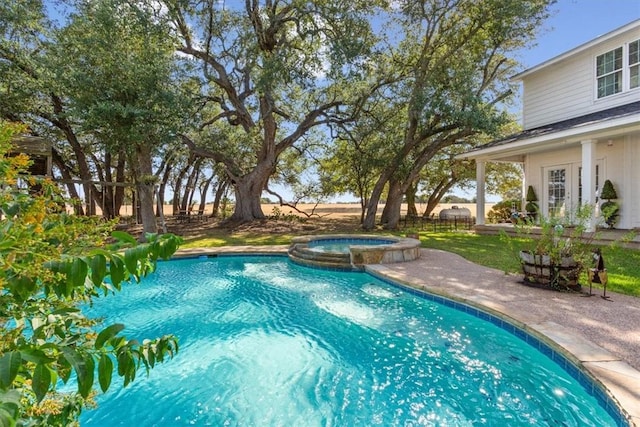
(596, 47, 622, 98)
(596, 39, 640, 98)
(630, 39, 640, 90)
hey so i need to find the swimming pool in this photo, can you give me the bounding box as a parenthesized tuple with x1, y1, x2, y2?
(80, 255, 622, 426)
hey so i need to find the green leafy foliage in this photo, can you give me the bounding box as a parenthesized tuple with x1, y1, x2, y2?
(0, 122, 182, 425)
(600, 180, 619, 228)
(600, 179, 618, 200)
(487, 199, 519, 224)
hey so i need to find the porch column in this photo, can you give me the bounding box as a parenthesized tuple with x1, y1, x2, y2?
(475, 160, 486, 225)
(581, 139, 597, 232)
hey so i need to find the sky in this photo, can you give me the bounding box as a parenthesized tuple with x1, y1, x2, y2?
(516, 0, 639, 70)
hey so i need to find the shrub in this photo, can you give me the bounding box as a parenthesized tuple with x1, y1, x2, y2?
(525, 185, 538, 216)
(600, 179, 619, 228)
(0, 121, 182, 426)
(487, 199, 519, 223)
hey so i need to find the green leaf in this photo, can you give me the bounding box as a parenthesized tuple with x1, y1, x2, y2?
(19, 349, 56, 365)
(69, 257, 88, 288)
(0, 407, 17, 427)
(7, 275, 36, 303)
(109, 255, 125, 288)
(43, 259, 66, 274)
(111, 231, 137, 245)
(0, 389, 20, 426)
(62, 348, 94, 398)
(116, 351, 130, 377)
(123, 248, 139, 276)
(2, 202, 19, 217)
(98, 355, 113, 392)
(78, 355, 95, 398)
(90, 254, 108, 286)
(95, 323, 125, 350)
(51, 307, 81, 315)
(0, 352, 22, 389)
(57, 355, 72, 384)
(31, 364, 51, 403)
(159, 238, 177, 260)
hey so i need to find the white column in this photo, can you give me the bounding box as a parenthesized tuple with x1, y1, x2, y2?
(476, 160, 486, 225)
(581, 139, 597, 232)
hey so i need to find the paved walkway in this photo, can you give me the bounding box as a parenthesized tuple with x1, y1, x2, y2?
(175, 246, 640, 426)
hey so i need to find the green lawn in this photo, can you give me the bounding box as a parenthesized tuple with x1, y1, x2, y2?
(409, 230, 640, 297)
(181, 227, 640, 297)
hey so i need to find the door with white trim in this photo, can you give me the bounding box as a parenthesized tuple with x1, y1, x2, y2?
(544, 165, 570, 218)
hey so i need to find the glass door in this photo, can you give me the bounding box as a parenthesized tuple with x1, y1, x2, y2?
(545, 166, 570, 218)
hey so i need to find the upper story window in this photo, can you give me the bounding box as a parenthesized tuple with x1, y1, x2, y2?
(630, 39, 640, 89)
(596, 39, 640, 98)
(596, 47, 622, 97)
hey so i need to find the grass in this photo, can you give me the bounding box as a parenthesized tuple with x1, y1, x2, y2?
(405, 229, 640, 297)
(180, 224, 640, 297)
(182, 233, 293, 247)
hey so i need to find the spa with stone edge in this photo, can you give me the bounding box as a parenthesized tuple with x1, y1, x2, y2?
(288, 234, 421, 270)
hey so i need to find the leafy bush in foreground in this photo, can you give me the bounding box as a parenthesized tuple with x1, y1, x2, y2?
(0, 121, 182, 426)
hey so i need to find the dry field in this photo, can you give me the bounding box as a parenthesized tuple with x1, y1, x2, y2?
(147, 202, 493, 239)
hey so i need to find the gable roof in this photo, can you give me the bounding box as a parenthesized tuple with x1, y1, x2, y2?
(475, 101, 640, 152)
(513, 19, 640, 81)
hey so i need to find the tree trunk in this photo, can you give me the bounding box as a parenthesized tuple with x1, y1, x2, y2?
(198, 175, 214, 215)
(133, 144, 157, 239)
(362, 170, 394, 230)
(229, 166, 271, 222)
(422, 179, 456, 218)
(172, 153, 194, 215)
(406, 181, 418, 217)
(212, 180, 228, 218)
(51, 149, 85, 215)
(380, 179, 403, 230)
(422, 193, 440, 218)
(156, 156, 174, 216)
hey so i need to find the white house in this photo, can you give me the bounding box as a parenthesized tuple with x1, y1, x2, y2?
(461, 20, 640, 230)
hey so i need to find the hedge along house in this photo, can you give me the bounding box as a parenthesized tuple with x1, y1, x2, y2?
(459, 20, 640, 231)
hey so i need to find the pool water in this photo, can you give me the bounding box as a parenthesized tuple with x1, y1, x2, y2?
(80, 256, 618, 426)
(307, 238, 395, 254)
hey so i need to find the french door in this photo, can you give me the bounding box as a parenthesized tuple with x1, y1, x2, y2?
(543, 162, 601, 220)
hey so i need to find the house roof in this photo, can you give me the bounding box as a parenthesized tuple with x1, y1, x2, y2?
(512, 19, 640, 81)
(459, 101, 640, 160)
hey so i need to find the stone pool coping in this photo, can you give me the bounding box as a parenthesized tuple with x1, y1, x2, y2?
(173, 245, 639, 426)
(290, 234, 421, 267)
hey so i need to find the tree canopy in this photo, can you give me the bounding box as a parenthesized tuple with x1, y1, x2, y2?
(0, 0, 555, 228)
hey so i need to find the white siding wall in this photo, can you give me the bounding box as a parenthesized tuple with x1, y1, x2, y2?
(622, 134, 640, 229)
(523, 135, 640, 229)
(522, 26, 640, 130)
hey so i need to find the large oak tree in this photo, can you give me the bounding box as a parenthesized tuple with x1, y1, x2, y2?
(165, 0, 384, 222)
(359, 0, 553, 229)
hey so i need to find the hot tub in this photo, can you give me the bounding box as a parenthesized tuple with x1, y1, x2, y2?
(288, 234, 421, 270)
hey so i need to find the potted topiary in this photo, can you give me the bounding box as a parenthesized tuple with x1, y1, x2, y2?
(525, 185, 538, 221)
(600, 179, 619, 228)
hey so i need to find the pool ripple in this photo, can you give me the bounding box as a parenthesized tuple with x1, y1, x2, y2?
(80, 257, 621, 426)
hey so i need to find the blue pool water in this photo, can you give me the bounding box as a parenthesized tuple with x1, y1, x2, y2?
(80, 256, 620, 426)
(307, 238, 395, 254)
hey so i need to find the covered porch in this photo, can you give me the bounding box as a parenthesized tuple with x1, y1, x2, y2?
(460, 102, 640, 231)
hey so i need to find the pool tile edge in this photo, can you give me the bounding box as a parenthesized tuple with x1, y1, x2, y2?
(365, 263, 639, 427)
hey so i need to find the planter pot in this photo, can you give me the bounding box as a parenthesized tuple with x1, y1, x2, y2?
(519, 251, 581, 291)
